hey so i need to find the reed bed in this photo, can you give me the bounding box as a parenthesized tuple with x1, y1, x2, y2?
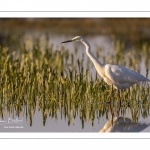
(0, 33, 150, 128)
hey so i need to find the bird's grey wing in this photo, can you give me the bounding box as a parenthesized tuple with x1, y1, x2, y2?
(105, 64, 150, 84)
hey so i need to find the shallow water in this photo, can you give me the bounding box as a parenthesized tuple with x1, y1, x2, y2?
(1, 105, 150, 132)
(0, 34, 150, 132)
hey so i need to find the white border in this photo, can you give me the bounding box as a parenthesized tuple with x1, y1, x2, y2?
(1, 138, 149, 150)
(0, 133, 150, 139)
(0, 12, 150, 18)
(0, 0, 150, 11)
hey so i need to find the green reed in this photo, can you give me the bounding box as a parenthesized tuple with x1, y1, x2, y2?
(0, 34, 150, 128)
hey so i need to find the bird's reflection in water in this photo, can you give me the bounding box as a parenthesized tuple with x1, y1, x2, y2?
(100, 117, 150, 132)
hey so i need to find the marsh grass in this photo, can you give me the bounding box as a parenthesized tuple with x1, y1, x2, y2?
(0, 34, 150, 128)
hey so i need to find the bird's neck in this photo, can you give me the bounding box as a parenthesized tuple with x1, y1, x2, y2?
(81, 40, 105, 78)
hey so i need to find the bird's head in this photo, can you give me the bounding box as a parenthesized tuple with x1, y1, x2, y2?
(61, 36, 84, 43)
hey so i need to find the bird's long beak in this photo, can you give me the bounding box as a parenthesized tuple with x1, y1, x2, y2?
(61, 40, 72, 43)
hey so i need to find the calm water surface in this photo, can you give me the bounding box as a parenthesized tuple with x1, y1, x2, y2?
(0, 35, 150, 132)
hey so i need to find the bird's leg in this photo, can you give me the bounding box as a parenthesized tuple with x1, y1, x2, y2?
(117, 89, 121, 116)
(109, 102, 113, 116)
(109, 84, 113, 103)
(109, 90, 112, 103)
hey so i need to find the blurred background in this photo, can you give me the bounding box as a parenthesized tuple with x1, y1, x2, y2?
(1, 18, 150, 47)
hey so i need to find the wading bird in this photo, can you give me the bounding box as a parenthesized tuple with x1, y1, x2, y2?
(61, 36, 150, 115)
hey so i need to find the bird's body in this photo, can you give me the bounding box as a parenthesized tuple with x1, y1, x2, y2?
(103, 64, 150, 89)
(61, 36, 150, 90)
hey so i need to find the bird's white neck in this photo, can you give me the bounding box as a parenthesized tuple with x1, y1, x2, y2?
(81, 39, 105, 78)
